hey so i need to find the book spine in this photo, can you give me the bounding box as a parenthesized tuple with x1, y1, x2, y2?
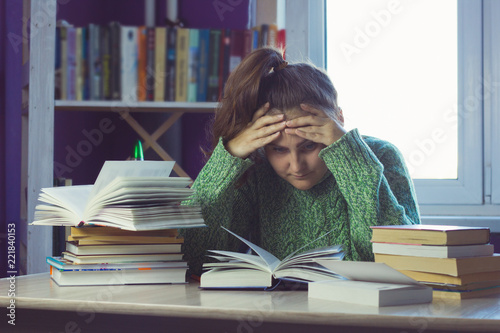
(66, 26, 77, 101)
(81, 27, 90, 100)
(243, 29, 252, 60)
(165, 27, 177, 101)
(100, 25, 112, 100)
(154, 27, 166, 102)
(207, 29, 221, 102)
(146, 27, 156, 101)
(229, 29, 244, 74)
(90, 24, 102, 100)
(54, 26, 61, 100)
(75, 27, 83, 101)
(175, 28, 189, 102)
(259, 24, 269, 48)
(187, 28, 199, 103)
(219, 28, 231, 100)
(267, 24, 278, 47)
(277, 29, 286, 56)
(137, 26, 147, 101)
(121, 26, 138, 102)
(196, 29, 210, 102)
(109, 22, 121, 100)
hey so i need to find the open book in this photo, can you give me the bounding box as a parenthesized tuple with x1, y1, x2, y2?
(32, 161, 205, 231)
(200, 227, 345, 289)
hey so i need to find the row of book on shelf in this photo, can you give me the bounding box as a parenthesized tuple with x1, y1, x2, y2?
(33, 161, 498, 305)
(55, 22, 285, 103)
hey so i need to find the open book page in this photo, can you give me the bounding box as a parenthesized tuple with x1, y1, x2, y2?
(222, 227, 281, 271)
(88, 161, 175, 201)
(206, 250, 272, 272)
(36, 185, 93, 223)
(314, 260, 422, 285)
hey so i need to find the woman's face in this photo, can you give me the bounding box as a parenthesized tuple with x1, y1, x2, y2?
(264, 108, 328, 190)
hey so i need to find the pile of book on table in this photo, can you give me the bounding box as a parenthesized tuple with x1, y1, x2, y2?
(371, 224, 500, 300)
(47, 227, 188, 286)
(32, 160, 206, 286)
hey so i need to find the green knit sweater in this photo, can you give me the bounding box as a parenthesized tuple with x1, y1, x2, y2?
(182, 129, 420, 275)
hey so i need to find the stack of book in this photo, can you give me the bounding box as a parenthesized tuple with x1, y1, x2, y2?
(371, 225, 500, 300)
(47, 227, 188, 286)
(55, 22, 286, 103)
(33, 160, 206, 286)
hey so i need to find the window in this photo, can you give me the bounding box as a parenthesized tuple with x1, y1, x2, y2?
(285, 0, 500, 222)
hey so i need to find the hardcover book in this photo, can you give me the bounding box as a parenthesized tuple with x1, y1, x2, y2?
(370, 225, 490, 246)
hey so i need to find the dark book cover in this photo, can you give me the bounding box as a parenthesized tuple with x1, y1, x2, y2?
(100, 25, 111, 100)
(81, 27, 90, 100)
(54, 26, 61, 100)
(109, 22, 121, 100)
(165, 27, 177, 102)
(146, 27, 156, 101)
(196, 29, 210, 102)
(219, 28, 231, 100)
(207, 29, 221, 102)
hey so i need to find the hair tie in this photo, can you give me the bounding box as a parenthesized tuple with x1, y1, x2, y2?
(274, 61, 288, 72)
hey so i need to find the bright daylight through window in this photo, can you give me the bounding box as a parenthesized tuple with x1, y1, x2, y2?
(326, 0, 458, 179)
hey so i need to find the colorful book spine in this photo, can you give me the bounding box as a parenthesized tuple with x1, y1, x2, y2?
(75, 27, 83, 101)
(154, 27, 166, 102)
(120, 26, 138, 102)
(109, 22, 121, 100)
(54, 26, 62, 100)
(207, 29, 221, 102)
(66, 26, 77, 101)
(89, 24, 102, 100)
(81, 27, 90, 100)
(219, 28, 231, 99)
(187, 29, 200, 103)
(146, 27, 156, 101)
(165, 27, 177, 101)
(137, 26, 147, 101)
(175, 28, 189, 102)
(100, 25, 112, 100)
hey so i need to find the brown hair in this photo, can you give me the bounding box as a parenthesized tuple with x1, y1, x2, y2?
(207, 47, 340, 156)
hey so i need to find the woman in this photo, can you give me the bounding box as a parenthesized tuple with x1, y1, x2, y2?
(182, 47, 420, 276)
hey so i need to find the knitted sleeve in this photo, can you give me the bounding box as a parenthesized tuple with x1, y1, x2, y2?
(181, 138, 257, 276)
(319, 129, 420, 261)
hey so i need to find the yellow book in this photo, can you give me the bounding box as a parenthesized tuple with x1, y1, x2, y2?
(154, 27, 166, 101)
(175, 28, 189, 102)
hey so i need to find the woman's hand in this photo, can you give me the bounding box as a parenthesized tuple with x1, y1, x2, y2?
(226, 103, 287, 159)
(284, 104, 347, 146)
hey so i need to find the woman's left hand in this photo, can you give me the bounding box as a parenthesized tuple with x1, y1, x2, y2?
(284, 104, 347, 146)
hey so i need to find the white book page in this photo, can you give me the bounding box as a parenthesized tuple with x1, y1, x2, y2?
(89, 161, 175, 200)
(222, 227, 281, 271)
(314, 260, 422, 285)
(207, 250, 271, 272)
(39, 185, 93, 221)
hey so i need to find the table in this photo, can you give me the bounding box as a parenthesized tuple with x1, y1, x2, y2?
(1, 273, 500, 333)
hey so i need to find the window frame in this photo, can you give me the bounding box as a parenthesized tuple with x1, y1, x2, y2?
(285, 0, 500, 228)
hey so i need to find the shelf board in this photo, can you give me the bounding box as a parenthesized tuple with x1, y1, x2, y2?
(55, 100, 218, 113)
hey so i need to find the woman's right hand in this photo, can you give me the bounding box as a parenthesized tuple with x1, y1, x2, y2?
(226, 103, 287, 159)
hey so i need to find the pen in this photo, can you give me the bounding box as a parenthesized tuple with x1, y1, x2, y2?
(133, 139, 144, 161)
